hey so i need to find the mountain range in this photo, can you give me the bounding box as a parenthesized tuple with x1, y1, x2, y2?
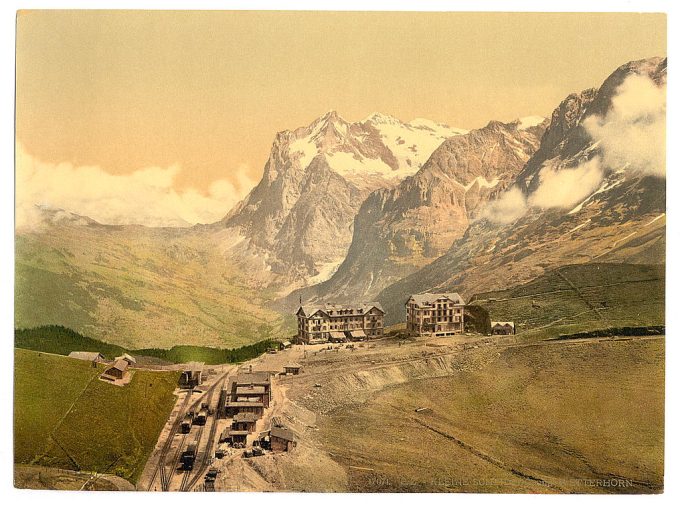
(215, 111, 467, 291)
(15, 56, 666, 347)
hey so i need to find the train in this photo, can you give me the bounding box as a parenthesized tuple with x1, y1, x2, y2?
(180, 441, 198, 471)
(193, 409, 208, 426)
(180, 416, 192, 434)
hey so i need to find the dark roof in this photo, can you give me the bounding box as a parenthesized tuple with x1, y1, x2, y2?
(297, 302, 385, 319)
(233, 412, 258, 423)
(271, 427, 296, 442)
(407, 293, 465, 307)
(491, 321, 515, 327)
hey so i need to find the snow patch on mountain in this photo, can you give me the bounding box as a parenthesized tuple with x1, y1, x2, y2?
(517, 116, 546, 130)
(464, 176, 500, 191)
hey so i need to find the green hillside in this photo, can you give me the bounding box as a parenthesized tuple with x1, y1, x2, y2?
(14, 348, 177, 484)
(15, 226, 295, 350)
(468, 263, 664, 340)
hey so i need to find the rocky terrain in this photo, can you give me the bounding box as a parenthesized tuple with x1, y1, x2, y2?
(375, 57, 666, 323)
(216, 111, 467, 291)
(15, 57, 666, 349)
(284, 117, 546, 306)
(250, 333, 663, 493)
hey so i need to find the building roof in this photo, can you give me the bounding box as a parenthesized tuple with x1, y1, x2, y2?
(183, 362, 204, 373)
(68, 351, 103, 362)
(108, 359, 129, 372)
(282, 341, 292, 347)
(297, 302, 384, 319)
(115, 353, 137, 365)
(233, 412, 258, 423)
(270, 427, 296, 442)
(234, 372, 271, 386)
(226, 401, 264, 408)
(407, 293, 465, 307)
(284, 363, 302, 369)
(228, 430, 250, 436)
(491, 321, 515, 328)
(235, 385, 266, 395)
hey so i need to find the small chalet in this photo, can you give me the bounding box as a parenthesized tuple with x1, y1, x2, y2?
(284, 363, 302, 375)
(491, 321, 516, 335)
(232, 412, 258, 432)
(102, 359, 129, 380)
(270, 426, 296, 452)
(68, 351, 105, 364)
(114, 353, 137, 367)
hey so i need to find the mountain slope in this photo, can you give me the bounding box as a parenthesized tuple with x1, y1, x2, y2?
(217, 111, 466, 291)
(376, 57, 666, 324)
(284, 117, 546, 306)
(15, 209, 293, 349)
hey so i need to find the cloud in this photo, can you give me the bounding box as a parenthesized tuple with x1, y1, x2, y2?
(479, 187, 527, 224)
(528, 158, 603, 210)
(16, 143, 256, 231)
(584, 74, 666, 177)
(481, 73, 665, 224)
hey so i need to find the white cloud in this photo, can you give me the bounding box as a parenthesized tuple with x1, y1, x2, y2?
(528, 158, 603, 210)
(15, 143, 256, 231)
(584, 74, 666, 177)
(481, 73, 665, 225)
(479, 187, 527, 224)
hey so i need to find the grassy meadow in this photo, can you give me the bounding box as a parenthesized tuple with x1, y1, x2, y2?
(468, 263, 664, 340)
(15, 226, 295, 350)
(14, 348, 178, 484)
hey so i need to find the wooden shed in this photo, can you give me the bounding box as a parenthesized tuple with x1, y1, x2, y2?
(103, 359, 128, 380)
(284, 363, 302, 375)
(491, 321, 516, 335)
(270, 426, 296, 453)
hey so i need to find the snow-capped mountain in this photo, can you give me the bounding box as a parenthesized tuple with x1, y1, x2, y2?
(218, 111, 467, 291)
(282, 117, 547, 306)
(374, 57, 667, 323)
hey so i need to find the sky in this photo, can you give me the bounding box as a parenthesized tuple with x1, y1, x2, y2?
(15, 10, 666, 226)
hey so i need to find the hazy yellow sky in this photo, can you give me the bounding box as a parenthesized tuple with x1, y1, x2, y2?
(16, 10, 666, 199)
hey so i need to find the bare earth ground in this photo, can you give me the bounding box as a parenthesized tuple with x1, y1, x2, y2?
(215, 335, 663, 493)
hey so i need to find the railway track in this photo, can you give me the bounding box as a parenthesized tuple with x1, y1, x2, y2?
(146, 366, 234, 492)
(146, 390, 192, 491)
(181, 376, 227, 491)
(179, 420, 205, 491)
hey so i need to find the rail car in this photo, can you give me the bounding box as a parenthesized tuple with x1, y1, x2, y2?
(180, 442, 198, 471)
(180, 417, 192, 434)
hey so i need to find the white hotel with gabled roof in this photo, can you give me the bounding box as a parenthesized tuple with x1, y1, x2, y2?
(406, 293, 465, 337)
(296, 302, 385, 344)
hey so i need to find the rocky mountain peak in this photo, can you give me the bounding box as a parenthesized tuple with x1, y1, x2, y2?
(219, 110, 468, 291)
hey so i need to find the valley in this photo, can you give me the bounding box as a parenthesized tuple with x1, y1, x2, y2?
(13, 53, 667, 494)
